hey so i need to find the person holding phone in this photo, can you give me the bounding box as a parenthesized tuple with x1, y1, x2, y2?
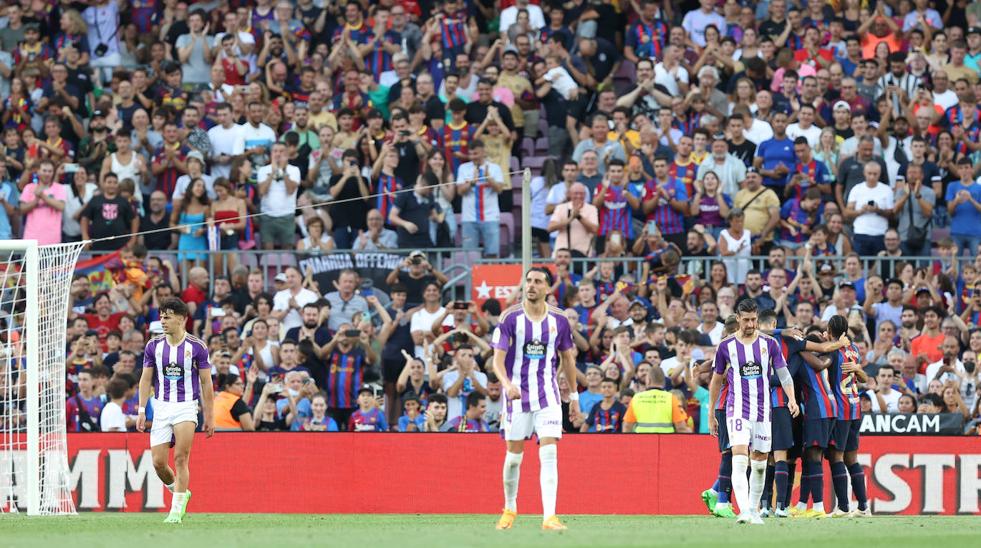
(844, 161, 894, 258)
(322, 322, 377, 429)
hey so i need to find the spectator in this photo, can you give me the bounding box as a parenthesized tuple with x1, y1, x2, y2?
(349, 386, 389, 432)
(456, 139, 505, 257)
(355, 209, 398, 251)
(214, 375, 256, 431)
(946, 158, 981, 257)
(389, 172, 439, 250)
(300, 393, 340, 432)
(421, 393, 449, 432)
(19, 160, 66, 246)
(894, 163, 936, 257)
(66, 368, 102, 432)
(733, 168, 780, 254)
(258, 142, 301, 250)
(445, 391, 490, 432)
(323, 326, 377, 429)
(99, 377, 130, 432)
(548, 182, 598, 258)
(397, 394, 426, 433)
(623, 367, 690, 433)
(386, 250, 448, 308)
(845, 161, 895, 257)
(323, 269, 369, 332)
(272, 267, 320, 333)
(696, 134, 746, 198)
(437, 345, 487, 423)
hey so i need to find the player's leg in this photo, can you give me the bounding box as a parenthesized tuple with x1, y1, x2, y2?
(705, 409, 733, 517)
(165, 421, 196, 523)
(803, 445, 826, 516)
(536, 406, 564, 530)
(760, 454, 775, 516)
(772, 450, 789, 516)
(497, 406, 531, 530)
(828, 447, 850, 516)
(149, 402, 175, 493)
(726, 417, 753, 523)
(150, 443, 176, 491)
(845, 423, 869, 516)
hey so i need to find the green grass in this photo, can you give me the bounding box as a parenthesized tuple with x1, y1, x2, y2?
(0, 514, 978, 547)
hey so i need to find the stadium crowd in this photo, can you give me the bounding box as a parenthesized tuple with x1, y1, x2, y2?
(0, 0, 978, 434)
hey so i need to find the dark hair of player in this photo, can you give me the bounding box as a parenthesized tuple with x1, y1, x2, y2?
(828, 315, 849, 339)
(736, 299, 758, 315)
(159, 297, 190, 319)
(526, 266, 554, 287)
(758, 309, 778, 326)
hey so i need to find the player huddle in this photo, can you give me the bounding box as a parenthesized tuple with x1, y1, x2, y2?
(703, 300, 871, 524)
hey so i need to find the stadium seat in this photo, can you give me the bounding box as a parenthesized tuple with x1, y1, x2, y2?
(509, 156, 519, 173)
(523, 155, 548, 173)
(499, 212, 515, 257)
(534, 137, 549, 153)
(521, 137, 535, 158)
(510, 173, 524, 190)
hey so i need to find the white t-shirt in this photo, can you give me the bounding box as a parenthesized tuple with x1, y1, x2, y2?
(100, 401, 127, 432)
(924, 359, 965, 390)
(410, 306, 446, 356)
(272, 287, 320, 332)
(654, 63, 689, 97)
(173, 173, 216, 202)
(207, 124, 243, 179)
(870, 388, 902, 413)
(847, 183, 894, 236)
(933, 90, 959, 112)
(744, 119, 774, 145)
(544, 66, 577, 100)
(786, 123, 821, 148)
(456, 161, 504, 222)
(232, 123, 276, 156)
(699, 322, 725, 345)
(257, 163, 301, 217)
(440, 369, 489, 422)
(499, 4, 546, 33)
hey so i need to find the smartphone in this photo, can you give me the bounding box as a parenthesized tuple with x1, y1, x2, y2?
(453, 301, 469, 310)
(867, 200, 875, 207)
(345, 329, 361, 338)
(361, 287, 374, 297)
(646, 220, 658, 234)
(268, 383, 283, 394)
(211, 308, 225, 317)
(361, 312, 371, 324)
(64, 163, 79, 174)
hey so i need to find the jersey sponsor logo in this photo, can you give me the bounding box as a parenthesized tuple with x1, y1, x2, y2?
(163, 362, 182, 380)
(523, 340, 546, 359)
(739, 360, 762, 378)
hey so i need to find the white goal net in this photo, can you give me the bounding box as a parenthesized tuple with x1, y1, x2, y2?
(0, 241, 85, 515)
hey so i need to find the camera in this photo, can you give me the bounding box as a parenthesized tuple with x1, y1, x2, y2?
(344, 329, 361, 338)
(411, 256, 423, 265)
(867, 200, 875, 207)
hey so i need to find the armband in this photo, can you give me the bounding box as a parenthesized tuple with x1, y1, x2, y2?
(568, 391, 580, 402)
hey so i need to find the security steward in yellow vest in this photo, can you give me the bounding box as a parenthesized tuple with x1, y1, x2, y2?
(623, 368, 691, 433)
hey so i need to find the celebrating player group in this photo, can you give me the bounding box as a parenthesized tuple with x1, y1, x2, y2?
(704, 300, 871, 524)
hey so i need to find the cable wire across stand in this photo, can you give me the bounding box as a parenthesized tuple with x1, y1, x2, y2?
(84, 169, 531, 247)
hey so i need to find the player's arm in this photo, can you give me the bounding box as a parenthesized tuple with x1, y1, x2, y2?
(492, 347, 521, 402)
(842, 359, 868, 382)
(775, 363, 799, 417)
(803, 332, 850, 354)
(136, 365, 153, 432)
(707, 372, 723, 436)
(199, 366, 215, 437)
(801, 351, 831, 371)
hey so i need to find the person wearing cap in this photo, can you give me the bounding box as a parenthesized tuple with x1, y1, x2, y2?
(819, 280, 864, 323)
(386, 250, 447, 307)
(966, 27, 981, 73)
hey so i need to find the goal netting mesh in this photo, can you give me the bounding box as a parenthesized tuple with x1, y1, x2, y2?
(0, 241, 85, 515)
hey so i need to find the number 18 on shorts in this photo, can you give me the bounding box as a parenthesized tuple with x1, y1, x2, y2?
(726, 417, 772, 453)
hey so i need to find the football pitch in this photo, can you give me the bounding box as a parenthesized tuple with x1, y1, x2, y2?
(1, 514, 978, 548)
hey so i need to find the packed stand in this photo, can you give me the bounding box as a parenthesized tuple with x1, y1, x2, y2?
(0, 0, 979, 433)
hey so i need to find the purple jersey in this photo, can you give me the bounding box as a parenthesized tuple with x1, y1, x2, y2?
(713, 333, 787, 422)
(491, 306, 573, 413)
(143, 335, 210, 403)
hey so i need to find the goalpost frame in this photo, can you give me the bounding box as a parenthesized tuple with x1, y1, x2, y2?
(0, 240, 40, 516)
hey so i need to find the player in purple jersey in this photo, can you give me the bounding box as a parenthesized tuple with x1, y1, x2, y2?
(137, 298, 215, 524)
(709, 300, 798, 525)
(492, 268, 580, 532)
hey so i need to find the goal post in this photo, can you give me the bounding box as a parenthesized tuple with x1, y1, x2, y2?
(0, 240, 86, 516)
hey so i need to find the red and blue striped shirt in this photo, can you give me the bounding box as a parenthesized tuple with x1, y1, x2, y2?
(643, 177, 688, 235)
(597, 185, 634, 238)
(440, 121, 475, 175)
(326, 349, 367, 409)
(374, 173, 403, 222)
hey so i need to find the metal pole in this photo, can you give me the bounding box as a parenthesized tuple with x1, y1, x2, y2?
(521, 168, 531, 276)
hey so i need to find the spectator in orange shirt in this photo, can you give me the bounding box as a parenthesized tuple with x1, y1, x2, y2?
(910, 306, 946, 372)
(858, 3, 902, 60)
